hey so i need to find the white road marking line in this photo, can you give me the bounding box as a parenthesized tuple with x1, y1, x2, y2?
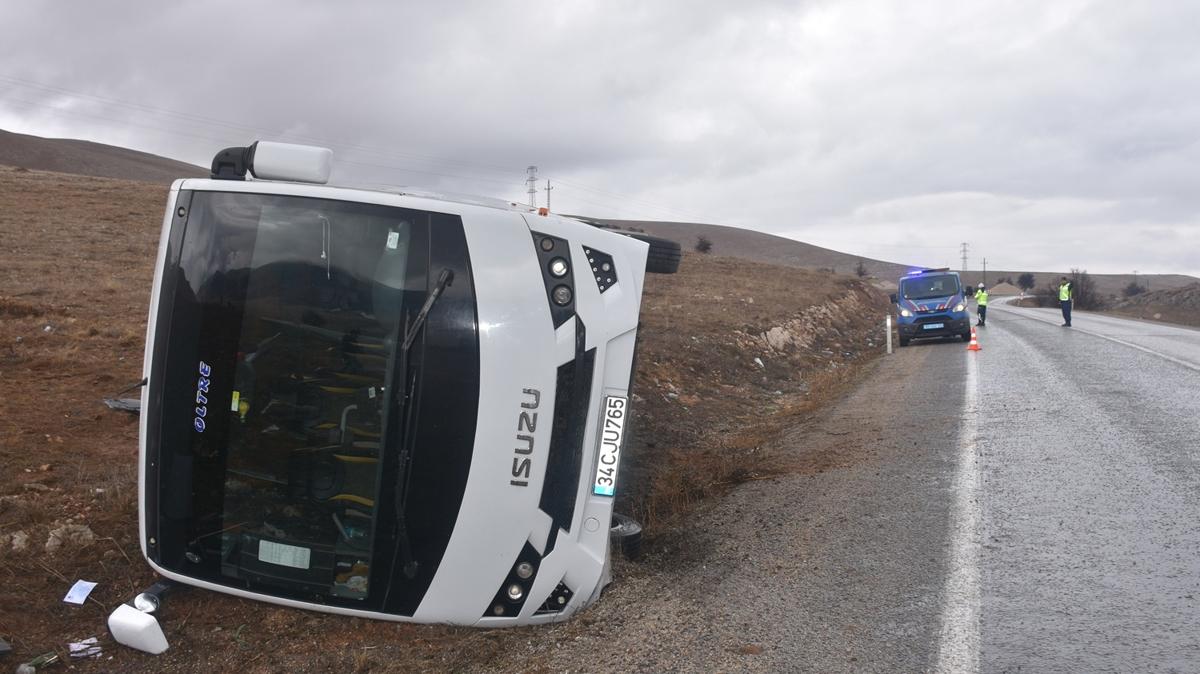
(993, 304, 1200, 373)
(934, 351, 982, 673)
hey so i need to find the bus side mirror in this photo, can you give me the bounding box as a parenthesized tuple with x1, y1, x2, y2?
(889, 293, 898, 305)
(107, 579, 179, 655)
(108, 604, 169, 654)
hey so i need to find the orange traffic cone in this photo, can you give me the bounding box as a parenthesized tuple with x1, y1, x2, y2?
(967, 327, 981, 351)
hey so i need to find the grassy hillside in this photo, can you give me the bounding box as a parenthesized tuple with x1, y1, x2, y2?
(958, 270, 1198, 298)
(1104, 283, 1200, 328)
(3, 128, 1192, 295)
(0, 128, 205, 183)
(578, 217, 911, 279)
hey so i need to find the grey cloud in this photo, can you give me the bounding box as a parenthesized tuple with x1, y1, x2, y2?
(1, 0, 1198, 275)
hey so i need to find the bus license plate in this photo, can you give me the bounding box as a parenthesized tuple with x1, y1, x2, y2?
(923, 323, 944, 330)
(592, 396, 627, 497)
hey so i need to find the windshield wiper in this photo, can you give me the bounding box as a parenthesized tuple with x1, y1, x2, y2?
(386, 268, 454, 584)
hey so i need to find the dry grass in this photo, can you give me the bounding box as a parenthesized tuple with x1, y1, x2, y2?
(1104, 305, 1200, 328)
(620, 254, 890, 528)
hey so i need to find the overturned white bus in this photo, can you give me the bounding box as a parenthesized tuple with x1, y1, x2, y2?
(110, 141, 679, 651)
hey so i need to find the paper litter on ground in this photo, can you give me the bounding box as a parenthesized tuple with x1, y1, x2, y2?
(69, 636, 102, 658)
(63, 579, 97, 604)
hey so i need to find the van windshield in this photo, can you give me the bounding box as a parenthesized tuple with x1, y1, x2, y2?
(900, 274, 960, 300)
(148, 190, 479, 614)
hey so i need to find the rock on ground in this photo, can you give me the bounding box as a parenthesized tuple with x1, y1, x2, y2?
(45, 523, 95, 554)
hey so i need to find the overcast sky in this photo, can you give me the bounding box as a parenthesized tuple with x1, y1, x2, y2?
(2, 0, 1198, 276)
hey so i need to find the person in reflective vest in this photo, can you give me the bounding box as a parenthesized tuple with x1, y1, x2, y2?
(1058, 277, 1073, 327)
(973, 283, 989, 326)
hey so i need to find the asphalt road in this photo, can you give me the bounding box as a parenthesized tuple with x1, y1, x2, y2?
(971, 301, 1200, 672)
(471, 304, 1199, 673)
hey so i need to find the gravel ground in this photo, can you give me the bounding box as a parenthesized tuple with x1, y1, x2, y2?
(446, 339, 970, 673)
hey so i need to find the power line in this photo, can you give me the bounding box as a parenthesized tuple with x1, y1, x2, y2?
(0, 95, 528, 189)
(810, 240, 963, 251)
(0, 72, 724, 222)
(334, 157, 523, 187)
(549, 176, 708, 222)
(0, 74, 522, 179)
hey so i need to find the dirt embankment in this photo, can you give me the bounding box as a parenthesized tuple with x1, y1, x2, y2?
(1102, 283, 1200, 328)
(625, 261, 890, 525)
(0, 165, 890, 672)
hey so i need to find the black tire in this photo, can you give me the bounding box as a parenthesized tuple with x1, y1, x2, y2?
(898, 336, 910, 347)
(622, 233, 681, 274)
(609, 512, 643, 560)
(961, 332, 972, 342)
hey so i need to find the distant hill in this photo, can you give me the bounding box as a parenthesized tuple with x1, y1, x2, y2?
(578, 217, 1198, 294)
(959, 270, 1198, 297)
(0, 128, 205, 183)
(4, 129, 1195, 293)
(576, 217, 912, 279)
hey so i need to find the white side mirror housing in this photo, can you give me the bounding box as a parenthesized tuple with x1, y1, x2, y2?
(108, 603, 169, 654)
(251, 141, 333, 184)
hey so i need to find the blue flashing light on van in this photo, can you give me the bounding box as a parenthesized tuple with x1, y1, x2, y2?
(889, 268, 972, 347)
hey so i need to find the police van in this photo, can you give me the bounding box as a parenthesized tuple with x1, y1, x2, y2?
(108, 141, 680, 652)
(889, 268, 971, 346)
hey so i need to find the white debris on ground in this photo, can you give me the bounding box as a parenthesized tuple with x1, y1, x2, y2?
(45, 523, 96, 554)
(68, 636, 102, 658)
(7, 530, 30, 552)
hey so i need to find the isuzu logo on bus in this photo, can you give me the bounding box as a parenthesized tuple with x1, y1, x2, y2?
(510, 388, 540, 487)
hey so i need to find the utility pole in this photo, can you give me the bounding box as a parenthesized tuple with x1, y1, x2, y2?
(525, 166, 538, 208)
(982, 257, 987, 285)
(544, 179, 554, 211)
(960, 242, 969, 272)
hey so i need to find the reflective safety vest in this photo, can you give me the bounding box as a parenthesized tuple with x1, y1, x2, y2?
(1058, 283, 1072, 301)
(975, 289, 988, 306)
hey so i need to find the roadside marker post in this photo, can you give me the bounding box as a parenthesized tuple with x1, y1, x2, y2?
(886, 315, 893, 354)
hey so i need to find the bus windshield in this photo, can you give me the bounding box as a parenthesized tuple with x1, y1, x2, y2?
(148, 190, 479, 614)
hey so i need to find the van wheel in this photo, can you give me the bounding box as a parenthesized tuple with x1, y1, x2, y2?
(622, 233, 681, 274)
(610, 512, 643, 559)
(898, 336, 910, 347)
(961, 332, 972, 342)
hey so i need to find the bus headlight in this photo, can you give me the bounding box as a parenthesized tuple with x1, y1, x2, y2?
(954, 303, 965, 312)
(900, 309, 912, 317)
(552, 285, 573, 306)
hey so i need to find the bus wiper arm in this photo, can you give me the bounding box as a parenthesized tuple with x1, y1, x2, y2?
(388, 268, 454, 583)
(402, 268, 454, 353)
